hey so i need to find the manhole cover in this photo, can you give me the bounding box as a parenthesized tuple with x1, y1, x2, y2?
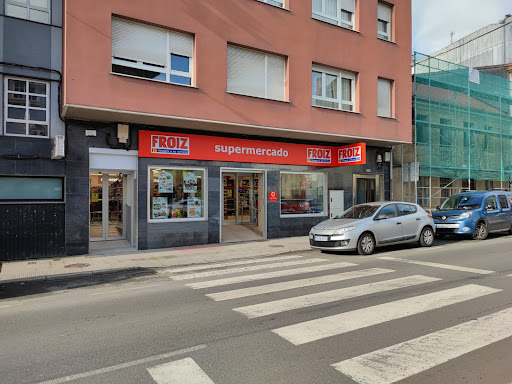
(64, 263, 90, 269)
(269, 245, 285, 248)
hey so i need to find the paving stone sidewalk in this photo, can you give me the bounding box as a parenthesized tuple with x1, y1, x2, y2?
(0, 236, 311, 284)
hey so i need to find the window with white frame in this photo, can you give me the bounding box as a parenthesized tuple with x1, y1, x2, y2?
(312, 64, 355, 111)
(227, 45, 286, 101)
(258, 0, 285, 8)
(281, 172, 325, 216)
(4, 77, 49, 137)
(112, 17, 194, 86)
(377, 2, 392, 41)
(312, 0, 355, 30)
(377, 77, 392, 117)
(5, 0, 50, 24)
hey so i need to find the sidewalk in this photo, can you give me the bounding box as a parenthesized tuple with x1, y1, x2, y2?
(0, 236, 312, 284)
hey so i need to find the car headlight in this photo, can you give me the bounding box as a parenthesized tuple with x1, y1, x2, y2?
(459, 211, 473, 219)
(333, 226, 356, 235)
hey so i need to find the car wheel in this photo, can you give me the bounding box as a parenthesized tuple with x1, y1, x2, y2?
(419, 227, 434, 247)
(357, 233, 375, 255)
(472, 222, 488, 240)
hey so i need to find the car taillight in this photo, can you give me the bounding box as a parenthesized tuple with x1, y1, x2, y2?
(427, 213, 432, 218)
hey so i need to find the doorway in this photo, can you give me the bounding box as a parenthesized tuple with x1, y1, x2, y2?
(353, 174, 384, 204)
(89, 173, 126, 241)
(221, 171, 265, 243)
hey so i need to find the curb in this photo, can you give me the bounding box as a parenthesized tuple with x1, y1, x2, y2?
(0, 267, 141, 285)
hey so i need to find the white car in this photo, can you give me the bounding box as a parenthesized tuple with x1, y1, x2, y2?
(309, 201, 435, 255)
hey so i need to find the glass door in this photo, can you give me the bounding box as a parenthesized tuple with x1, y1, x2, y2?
(237, 174, 256, 225)
(90, 173, 125, 240)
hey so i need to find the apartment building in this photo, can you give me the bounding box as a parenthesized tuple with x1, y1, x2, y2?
(61, 0, 412, 255)
(0, 0, 65, 260)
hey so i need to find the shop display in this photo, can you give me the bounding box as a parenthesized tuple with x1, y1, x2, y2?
(183, 171, 197, 193)
(158, 171, 173, 193)
(187, 197, 202, 218)
(152, 197, 168, 219)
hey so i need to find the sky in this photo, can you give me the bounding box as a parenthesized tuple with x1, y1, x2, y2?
(412, 0, 511, 55)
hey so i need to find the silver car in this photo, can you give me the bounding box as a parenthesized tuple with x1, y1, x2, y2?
(309, 201, 435, 255)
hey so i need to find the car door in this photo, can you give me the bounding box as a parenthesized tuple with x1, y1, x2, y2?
(484, 195, 500, 231)
(372, 203, 403, 244)
(497, 194, 512, 230)
(397, 203, 422, 240)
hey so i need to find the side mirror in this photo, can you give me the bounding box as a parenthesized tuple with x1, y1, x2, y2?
(376, 214, 387, 220)
(436, 206, 441, 210)
(486, 204, 494, 210)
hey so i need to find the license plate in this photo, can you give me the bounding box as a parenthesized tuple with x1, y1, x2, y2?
(314, 235, 329, 241)
(436, 223, 459, 229)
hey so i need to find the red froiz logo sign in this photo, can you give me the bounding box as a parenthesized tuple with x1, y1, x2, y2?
(307, 148, 332, 164)
(151, 135, 190, 155)
(338, 143, 365, 165)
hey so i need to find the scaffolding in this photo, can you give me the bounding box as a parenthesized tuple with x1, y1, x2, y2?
(399, 53, 512, 209)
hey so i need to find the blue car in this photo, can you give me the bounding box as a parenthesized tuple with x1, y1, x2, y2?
(432, 191, 512, 240)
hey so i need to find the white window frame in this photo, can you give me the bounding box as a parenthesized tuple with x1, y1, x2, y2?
(4, 76, 50, 138)
(377, 77, 392, 118)
(312, 0, 355, 30)
(147, 165, 208, 223)
(111, 18, 194, 87)
(280, 171, 328, 218)
(5, 0, 51, 24)
(257, 0, 285, 9)
(377, 2, 392, 41)
(312, 64, 356, 112)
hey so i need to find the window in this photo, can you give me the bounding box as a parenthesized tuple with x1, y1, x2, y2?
(377, 78, 392, 117)
(398, 203, 417, 215)
(4, 77, 49, 137)
(227, 45, 286, 101)
(440, 177, 452, 198)
(280, 173, 325, 216)
(112, 17, 194, 86)
(5, 0, 50, 24)
(312, 0, 356, 30)
(462, 179, 475, 191)
(258, 0, 285, 8)
(377, 204, 397, 219)
(148, 167, 206, 221)
(0, 177, 63, 201)
(439, 118, 452, 147)
(498, 195, 510, 210)
(463, 122, 474, 148)
(484, 125, 492, 150)
(377, 2, 392, 41)
(312, 64, 355, 111)
(484, 195, 498, 210)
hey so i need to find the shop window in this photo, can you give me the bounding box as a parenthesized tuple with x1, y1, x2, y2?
(5, 0, 50, 24)
(112, 17, 194, 86)
(312, 64, 356, 111)
(148, 167, 206, 221)
(280, 172, 325, 216)
(0, 176, 63, 201)
(227, 44, 286, 101)
(312, 0, 356, 30)
(4, 77, 49, 137)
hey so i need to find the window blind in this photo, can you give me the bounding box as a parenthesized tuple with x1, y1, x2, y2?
(378, 3, 391, 22)
(169, 30, 194, 58)
(378, 78, 391, 117)
(341, 0, 355, 13)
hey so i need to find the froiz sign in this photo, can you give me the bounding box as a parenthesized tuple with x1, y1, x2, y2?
(338, 143, 366, 166)
(307, 148, 331, 164)
(151, 135, 190, 155)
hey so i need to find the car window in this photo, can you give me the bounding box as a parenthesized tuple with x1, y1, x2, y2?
(336, 204, 379, 219)
(498, 195, 510, 210)
(439, 194, 483, 211)
(485, 195, 498, 210)
(397, 203, 416, 216)
(378, 204, 397, 219)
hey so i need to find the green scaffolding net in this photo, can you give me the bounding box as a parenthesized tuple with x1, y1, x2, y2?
(413, 53, 512, 184)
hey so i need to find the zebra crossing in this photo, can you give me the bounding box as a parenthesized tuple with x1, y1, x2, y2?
(165, 254, 511, 384)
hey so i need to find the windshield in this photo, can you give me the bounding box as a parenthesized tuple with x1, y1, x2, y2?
(439, 195, 483, 211)
(335, 204, 379, 219)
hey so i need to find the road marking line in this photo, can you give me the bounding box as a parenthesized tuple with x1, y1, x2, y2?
(147, 357, 215, 384)
(170, 258, 328, 281)
(234, 275, 440, 319)
(88, 284, 161, 296)
(207, 268, 395, 301)
(36, 344, 207, 384)
(333, 306, 512, 384)
(186, 262, 357, 289)
(379, 256, 495, 275)
(166, 255, 303, 273)
(272, 284, 500, 345)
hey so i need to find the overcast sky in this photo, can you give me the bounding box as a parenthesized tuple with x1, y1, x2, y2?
(412, 0, 511, 55)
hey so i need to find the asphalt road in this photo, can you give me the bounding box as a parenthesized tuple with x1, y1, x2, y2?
(1, 234, 512, 384)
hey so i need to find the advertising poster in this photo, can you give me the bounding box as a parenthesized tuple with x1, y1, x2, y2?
(183, 171, 197, 193)
(158, 171, 173, 193)
(187, 197, 201, 218)
(152, 197, 168, 219)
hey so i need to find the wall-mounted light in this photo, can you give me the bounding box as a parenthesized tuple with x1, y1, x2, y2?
(376, 153, 383, 169)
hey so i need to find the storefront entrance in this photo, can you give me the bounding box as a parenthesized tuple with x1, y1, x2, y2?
(89, 173, 126, 241)
(221, 170, 266, 243)
(353, 174, 384, 204)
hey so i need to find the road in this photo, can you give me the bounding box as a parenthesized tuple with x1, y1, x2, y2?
(1, 235, 512, 384)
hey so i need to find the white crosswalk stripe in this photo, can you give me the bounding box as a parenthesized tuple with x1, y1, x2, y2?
(206, 268, 395, 301)
(170, 258, 328, 281)
(272, 284, 500, 345)
(233, 275, 440, 318)
(166, 255, 303, 273)
(185, 262, 357, 289)
(332, 306, 512, 384)
(379, 256, 495, 275)
(147, 357, 214, 384)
